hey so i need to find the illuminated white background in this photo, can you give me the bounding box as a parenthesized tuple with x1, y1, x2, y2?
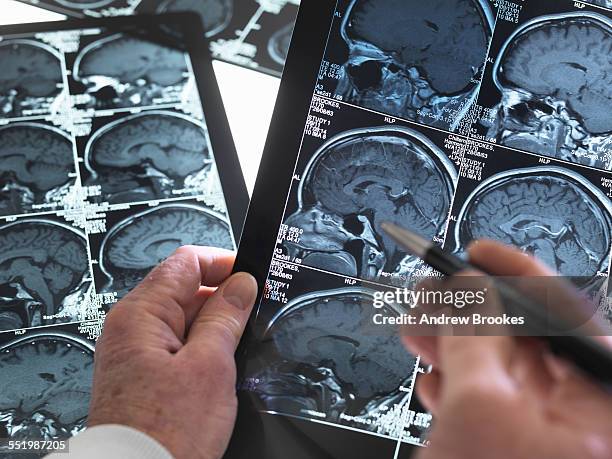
(0, 0, 280, 194)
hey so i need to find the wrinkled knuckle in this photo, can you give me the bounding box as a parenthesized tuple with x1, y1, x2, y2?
(200, 313, 242, 345)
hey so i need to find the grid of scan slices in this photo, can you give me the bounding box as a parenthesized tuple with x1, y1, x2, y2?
(246, 0, 612, 454)
(15, 0, 301, 78)
(0, 26, 235, 448)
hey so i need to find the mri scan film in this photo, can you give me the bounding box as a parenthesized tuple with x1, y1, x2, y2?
(0, 331, 93, 456)
(250, 288, 422, 440)
(98, 204, 234, 298)
(329, 0, 494, 130)
(282, 127, 457, 284)
(486, 13, 612, 169)
(0, 16, 245, 335)
(233, 1, 612, 457)
(84, 111, 213, 204)
(0, 40, 63, 119)
(0, 123, 76, 217)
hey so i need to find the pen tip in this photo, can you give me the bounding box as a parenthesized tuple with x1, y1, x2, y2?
(380, 221, 430, 259)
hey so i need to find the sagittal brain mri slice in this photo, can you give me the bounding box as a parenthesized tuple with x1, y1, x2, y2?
(268, 23, 294, 66)
(334, 0, 494, 130)
(51, 0, 115, 9)
(0, 123, 75, 217)
(85, 111, 212, 204)
(487, 14, 612, 169)
(283, 127, 457, 284)
(0, 40, 63, 118)
(0, 220, 90, 332)
(454, 168, 612, 291)
(100, 204, 233, 297)
(73, 34, 188, 109)
(0, 332, 93, 455)
(157, 0, 234, 37)
(252, 289, 417, 433)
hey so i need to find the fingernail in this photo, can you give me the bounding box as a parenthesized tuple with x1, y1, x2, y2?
(223, 272, 258, 310)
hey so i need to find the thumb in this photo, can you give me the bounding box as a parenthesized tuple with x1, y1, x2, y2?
(185, 272, 258, 353)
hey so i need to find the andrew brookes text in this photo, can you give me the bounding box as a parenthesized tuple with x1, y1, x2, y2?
(371, 287, 526, 328)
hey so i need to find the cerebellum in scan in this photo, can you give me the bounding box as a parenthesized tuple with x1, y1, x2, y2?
(249, 288, 418, 437)
(99, 204, 234, 298)
(0, 40, 63, 118)
(0, 123, 76, 217)
(73, 34, 189, 109)
(332, 0, 494, 131)
(0, 220, 91, 333)
(282, 126, 457, 285)
(84, 111, 213, 204)
(453, 167, 612, 293)
(486, 13, 612, 169)
(0, 332, 93, 457)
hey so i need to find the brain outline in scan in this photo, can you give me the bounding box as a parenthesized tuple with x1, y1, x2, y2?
(157, 0, 234, 38)
(73, 33, 188, 109)
(253, 288, 417, 426)
(0, 39, 63, 118)
(0, 331, 93, 449)
(453, 166, 612, 291)
(99, 204, 234, 298)
(0, 219, 91, 332)
(84, 110, 212, 204)
(52, 0, 115, 9)
(487, 13, 612, 169)
(283, 126, 457, 285)
(0, 122, 76, 217)
(268, 22, 294, 66)
(333, 0, 495, 131)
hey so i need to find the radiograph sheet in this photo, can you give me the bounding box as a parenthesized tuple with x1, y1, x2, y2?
(14, 0, 300, 78)
(236, 0, 612, 456)
(0, 16, 241, 452)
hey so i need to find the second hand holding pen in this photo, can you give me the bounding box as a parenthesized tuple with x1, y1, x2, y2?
(380, 221, 612, 391)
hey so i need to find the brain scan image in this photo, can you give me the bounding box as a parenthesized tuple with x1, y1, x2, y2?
(454, 167, 612, 291)
(0, 123, 75, 217)
(486, 13, 612, 169)
(99, 204, 233, 297)
(157, 0, 234, 37)
(0, 220, 91, 332)
(0, 332, 93, 452)
(283, 127, 457, 284)
(251, 289, 417, 432)
(333, 0, 494, 131)
(51, 0, 115, 9)
(268, 23, 294, 66)
(73, 34, 188, 109)
(0, 40, 63, 118)
(84, 111, 212, 204)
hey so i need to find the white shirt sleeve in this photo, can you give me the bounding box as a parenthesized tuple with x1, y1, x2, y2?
(45, 425, 174, 459)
